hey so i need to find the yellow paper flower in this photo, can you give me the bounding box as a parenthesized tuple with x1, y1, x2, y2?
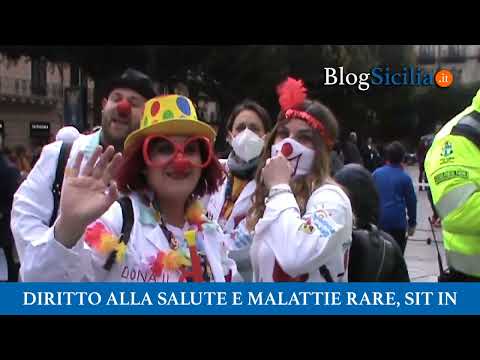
(163, 250, 191, 271)
(186, 201, 205, 222)
(177, 254, 191, 268)
(99, 233, 118, 255)
(184, 230, 197, 247)
(115, 242, 127, 263)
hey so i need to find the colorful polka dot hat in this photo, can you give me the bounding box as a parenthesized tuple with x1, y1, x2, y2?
(124, 94, 216, 154)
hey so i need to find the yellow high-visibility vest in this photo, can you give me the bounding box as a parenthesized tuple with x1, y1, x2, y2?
(425, 89, 480, 276)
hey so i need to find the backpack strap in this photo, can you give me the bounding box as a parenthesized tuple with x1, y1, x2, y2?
(428, 216, 446, 276)
(319, 265, 334, 282)
(451, 111, 480, 149)
(49, 141, 73, 227)
(103, 196, 134, 271)
(370, 225, 386, 281)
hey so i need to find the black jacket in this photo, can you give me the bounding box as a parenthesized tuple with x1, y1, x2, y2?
(0, 153, 20, 248)
(334, 164, 410, 282)
(348, 225, 410, 282)
(343, 141, 364, 165)
(361, 145, 383, 172)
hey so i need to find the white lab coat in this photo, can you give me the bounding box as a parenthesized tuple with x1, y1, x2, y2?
(11, 131, 101, 269)
(19, 192, 238, 282)
(206, 165, 256, 281)
(250, 183, 353, 282)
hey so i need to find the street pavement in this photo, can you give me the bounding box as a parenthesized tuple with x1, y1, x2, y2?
(403, 165, 446, 282)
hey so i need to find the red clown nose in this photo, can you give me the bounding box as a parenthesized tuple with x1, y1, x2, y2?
(281, 142, 293, 157)
(117, 99, 132, 117)
(171, 154, 191, 174)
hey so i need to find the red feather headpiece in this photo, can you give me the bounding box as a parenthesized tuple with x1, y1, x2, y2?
(277, 77, 307, 111)
(276, 77, 333, 149)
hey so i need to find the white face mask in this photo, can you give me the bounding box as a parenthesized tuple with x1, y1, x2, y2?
(231, 128, 265, 162)
(271, 138, 315, 177)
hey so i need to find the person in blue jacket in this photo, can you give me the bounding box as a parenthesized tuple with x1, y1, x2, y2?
(372, 141, 417, 254)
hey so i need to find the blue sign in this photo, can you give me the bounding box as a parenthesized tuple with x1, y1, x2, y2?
(0, 283, 477, 315)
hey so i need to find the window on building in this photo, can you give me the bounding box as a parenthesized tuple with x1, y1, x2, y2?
(418, 45, 436, 64)
(70, 65, 80, 87)
(449, 45, 465, 57)
(456, 68, 463, 83)
(31, 58, 47, 96)
(442, 45, 466, 63)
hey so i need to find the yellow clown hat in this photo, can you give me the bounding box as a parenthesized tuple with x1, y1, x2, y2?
(124, 94, 216, 153)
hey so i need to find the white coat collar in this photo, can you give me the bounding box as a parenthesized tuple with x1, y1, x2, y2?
(83, 130, 102, 159)
(235, 179, 256, 205)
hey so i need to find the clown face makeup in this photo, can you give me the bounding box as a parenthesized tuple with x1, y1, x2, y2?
(102, 88, 146, 148)
(270, 119, 316, 176)
(275, 119, 315, 149)
(144, 135, 206, 201)
(143, 135, 213, 171)
(271, 137, 315, 177)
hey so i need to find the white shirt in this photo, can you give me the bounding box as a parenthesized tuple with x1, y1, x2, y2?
(11, 131, 101, 268)
(250, 183, 353, 282)
(206, 160, 256, 281)
(19, 193, 238, 282)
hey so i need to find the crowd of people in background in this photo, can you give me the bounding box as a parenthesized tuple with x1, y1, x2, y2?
(0, 113, 413, 192)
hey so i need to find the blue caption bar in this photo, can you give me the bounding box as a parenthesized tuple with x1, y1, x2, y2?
(0, 283, 476, 315)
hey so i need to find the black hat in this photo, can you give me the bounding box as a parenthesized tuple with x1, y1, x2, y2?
(105, 68, 156, 100)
